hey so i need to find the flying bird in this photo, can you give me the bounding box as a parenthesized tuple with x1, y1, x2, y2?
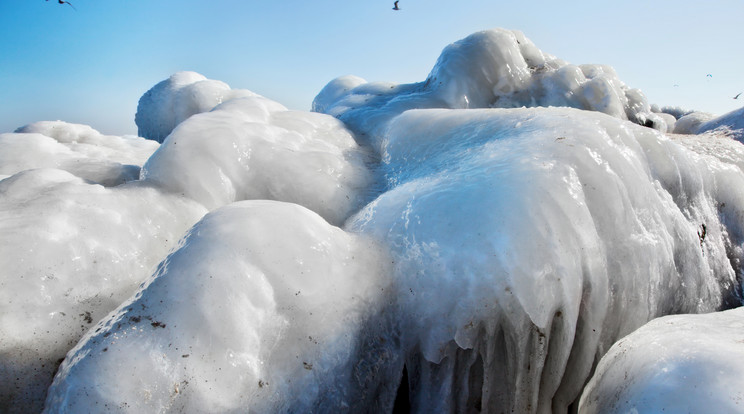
(46, 0, 76, 10)
(734, 92, 742, 100)
(393, 1, 400, 10)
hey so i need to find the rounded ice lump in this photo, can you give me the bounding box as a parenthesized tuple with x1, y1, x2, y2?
(579, 307, 744, 413)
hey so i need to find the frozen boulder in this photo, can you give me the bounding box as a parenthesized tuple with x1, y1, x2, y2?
(0, 169, 206, 413)
(44, 201, 394, 413)
(4, 121, 159, 186)
(135, 71, 266, 142)
(141, 93, 374, 226)
(315, 28, 666, 149)
(696, 105, 744, 141)
(578, 307, 744, 413)
(348, 107, 744, 412)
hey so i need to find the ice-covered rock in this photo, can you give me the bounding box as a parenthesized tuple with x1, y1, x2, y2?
(6, 28, 744, 414)
(578, 307, 744, 413)
(44, 201, 394, 413)
(0, 170, 206, 413)
(347, 107, 744, 412)
(315, 28, 666, 148)
(141, 93, 375, 226)
(696, 105, 744, 141)
(673, 111, 717, 135)
(135, 71, 263, 142)
(3, 121, 158, 186)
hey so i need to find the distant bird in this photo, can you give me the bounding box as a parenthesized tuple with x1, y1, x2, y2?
(393, 1, 400, 10)
(734, 92, 742, 100)
(706, 74, 713, 78)
(46, 0, 76, 10)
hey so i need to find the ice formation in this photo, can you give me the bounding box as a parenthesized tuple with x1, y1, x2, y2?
(579, 307, 744, 413)
(696, 106, 744, 140)
(140, 94, 374, 226)
(3, 121, 158, 186)
(45, 201, 393, 413)
(135, 71, 261, 142)
(2, 27, 744, 413)
(346, 107, 744, 412)
(314, 28, 668, 150)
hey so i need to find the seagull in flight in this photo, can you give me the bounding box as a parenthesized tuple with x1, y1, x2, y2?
(393, 1, 400, 10)
(47, 0, 76, 10)
(734, 92, 742, 100)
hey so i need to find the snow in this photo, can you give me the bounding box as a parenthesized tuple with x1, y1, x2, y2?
(578, 307, 744, 413)
(1, 27, 744, 413)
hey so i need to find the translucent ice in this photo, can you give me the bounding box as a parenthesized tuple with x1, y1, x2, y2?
(579, 307, 744, 413)
(348, 107, 744, 412)
(7, 28, 744, 414)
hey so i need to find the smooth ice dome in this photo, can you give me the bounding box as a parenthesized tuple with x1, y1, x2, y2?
(579, 307, 744, 413)
(140, 90, 374, 226)
(45, 201, 393, 413)
(135, 71, 262, 142)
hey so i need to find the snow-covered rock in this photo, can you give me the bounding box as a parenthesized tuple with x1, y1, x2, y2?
(0, 170, 206, 412)
(315, 28, 667, 149)
(140, 92, 375, 226)
(579, 307, 744, 413)
(135, 71, 263, 142)
(3, 121, 158, 186)
(696, 105, 744, 141)
(44, 201, 394, 413)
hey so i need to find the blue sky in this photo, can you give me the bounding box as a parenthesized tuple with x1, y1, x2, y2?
(1, 0, 742, 135)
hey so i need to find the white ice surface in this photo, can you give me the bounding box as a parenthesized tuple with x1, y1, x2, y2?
(696, 105, 744, 140)
(3, 28, 743, 414)
(315, 28, 667, 150)
(0, 170, 206, 412)
(44, 201, 393, 413)
(140, 93, 375, 226)
(348, 107, 744, 412)
(135, 71, 261, 142)
(579, 307, 744, 413)
(3, 121, 159, 186)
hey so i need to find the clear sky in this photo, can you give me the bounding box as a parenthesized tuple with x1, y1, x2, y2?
(1, 0, 742, 135)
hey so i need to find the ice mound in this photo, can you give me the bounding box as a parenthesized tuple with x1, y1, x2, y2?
(347, 107, 743, 412)
(0, 170, 206, 412)
(141, 92, 374, 225)
(135, 71, 265, 142)
(7, 28, 744, 414)
(45, 201, 394, 413)
(2, 121, 158, 186)
(315, 28, 665, 148)
(579, 307, 744, 413)
(696, 105, 744, 140)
